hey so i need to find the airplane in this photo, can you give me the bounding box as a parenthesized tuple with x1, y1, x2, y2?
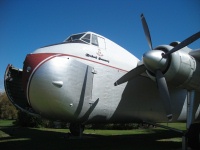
(4, 14, 200, 149)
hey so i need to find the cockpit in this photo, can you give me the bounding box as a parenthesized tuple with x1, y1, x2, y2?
(64, 32, 106, 49)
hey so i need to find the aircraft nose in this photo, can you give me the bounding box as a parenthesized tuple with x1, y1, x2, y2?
(23, 53, 78, 121)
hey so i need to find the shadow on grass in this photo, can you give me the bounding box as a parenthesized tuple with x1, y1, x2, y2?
(0, 126, 183, 150)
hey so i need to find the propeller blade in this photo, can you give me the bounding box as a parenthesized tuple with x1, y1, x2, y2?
(155, 70, 172, 121)
(163, 31, 200, 58)
(114, 64, 146, 86)
(141, 14, 153, 50)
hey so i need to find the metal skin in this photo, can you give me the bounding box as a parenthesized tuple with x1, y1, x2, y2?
(4, 32, 200, 124)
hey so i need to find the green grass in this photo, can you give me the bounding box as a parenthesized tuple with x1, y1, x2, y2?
(0, 120, 185, 150)
(0, 120, 15, 127)
(160, 122, 186, 130)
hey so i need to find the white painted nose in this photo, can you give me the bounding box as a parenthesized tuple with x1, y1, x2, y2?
(26, 55, 76, 121)
(25, 54, 94, 122)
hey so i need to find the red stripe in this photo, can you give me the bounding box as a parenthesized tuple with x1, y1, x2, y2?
(61, 53, 128, 72)
(23, 53, 128, 90)
(34, 53, 129, 72)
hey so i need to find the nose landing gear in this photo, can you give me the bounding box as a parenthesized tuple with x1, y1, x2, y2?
(69, 123, 85, 137)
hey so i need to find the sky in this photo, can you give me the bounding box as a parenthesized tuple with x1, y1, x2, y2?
(0, 0, 200, 91)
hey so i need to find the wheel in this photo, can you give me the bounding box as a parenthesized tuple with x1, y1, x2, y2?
(69, 123, 84, 136)
(187, 123, 200, 150)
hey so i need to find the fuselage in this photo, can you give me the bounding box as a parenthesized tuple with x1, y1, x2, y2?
(6, 31, 200, 124)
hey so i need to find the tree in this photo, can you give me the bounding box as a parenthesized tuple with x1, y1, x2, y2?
(0, 92, 18, 119)
(15, 110, 42, 127)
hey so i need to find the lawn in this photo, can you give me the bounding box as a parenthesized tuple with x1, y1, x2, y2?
(0, 120, 185, 150)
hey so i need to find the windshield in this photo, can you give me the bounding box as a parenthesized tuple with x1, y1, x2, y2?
(81, 34, 91, 43)
(66, 33, 85, 42)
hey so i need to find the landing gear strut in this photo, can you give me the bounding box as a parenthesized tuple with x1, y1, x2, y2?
(69, 123, 85, 137)
(187, 123, 200, 150)
(183, 91, 200, 150)
(147, 91, 200, 150)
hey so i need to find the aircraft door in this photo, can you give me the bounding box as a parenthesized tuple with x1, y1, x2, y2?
(74, 62, 95, 121)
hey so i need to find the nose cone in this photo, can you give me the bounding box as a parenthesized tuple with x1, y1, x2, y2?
(23, 53, 93, 122)
(23, 54, 77, 121)
(143, 50, 168, 73)
(22, 53, 55, 93)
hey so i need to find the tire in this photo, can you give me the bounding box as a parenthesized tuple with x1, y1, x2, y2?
(69, 123, 84, 136)
(187, 123, 200, 150)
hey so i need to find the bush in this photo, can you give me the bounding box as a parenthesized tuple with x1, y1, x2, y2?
(86, 123, 140, 130)
(15, 111, 42, 127)
(15, 110, 68, 128)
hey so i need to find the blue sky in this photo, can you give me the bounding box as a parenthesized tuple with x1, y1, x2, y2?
(0, 0, 200, 91)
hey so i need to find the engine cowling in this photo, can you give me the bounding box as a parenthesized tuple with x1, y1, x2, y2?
(146, 45, 200, 91)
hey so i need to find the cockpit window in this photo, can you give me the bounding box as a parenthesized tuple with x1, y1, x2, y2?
(66, 33, 85, 42)
(64, 32, 105, 49)
(92, 34, 98, 46)
(81, 34, 90, 43)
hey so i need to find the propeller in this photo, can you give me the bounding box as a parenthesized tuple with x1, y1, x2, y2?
(163, 31, 200, 58)
(155, 70, 172, 121)
(115, 14, 200, 121)
(141, 14, 153, 50)
(114, 64, 146, 86)
(140, 14, 172, 121)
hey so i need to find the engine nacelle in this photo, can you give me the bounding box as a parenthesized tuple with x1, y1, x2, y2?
(147, 45, 200, 92)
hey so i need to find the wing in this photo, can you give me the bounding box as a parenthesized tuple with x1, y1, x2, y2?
(189, 49, 200, 62)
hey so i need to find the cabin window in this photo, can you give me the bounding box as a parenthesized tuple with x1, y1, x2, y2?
(81, 34, 91, 43)
(92, 34, 98, 46)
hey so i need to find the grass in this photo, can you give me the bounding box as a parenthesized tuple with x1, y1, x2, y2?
(0, 120, 186, 150)
(0, 120, 15, 127)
